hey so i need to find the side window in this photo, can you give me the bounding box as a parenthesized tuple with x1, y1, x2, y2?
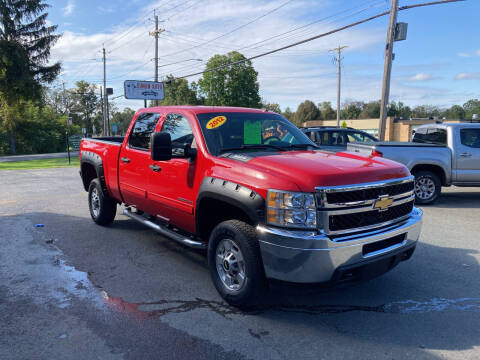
(460, 129, 480, 148)
(161, 113, 195, 156)
(128, 113, 160, 150)
(317, 131, 328, 145)
(412, 127, 427, 143)
(426, 128, 447, 145)
(329, 131, 345, 146)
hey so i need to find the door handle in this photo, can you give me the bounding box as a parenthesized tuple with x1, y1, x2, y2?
(120, 157, 130, 163)
(460, 153, 472, 157)
(149, 164, 161, 172)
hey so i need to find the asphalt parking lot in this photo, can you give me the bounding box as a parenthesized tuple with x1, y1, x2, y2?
(1, 167, 479, 360)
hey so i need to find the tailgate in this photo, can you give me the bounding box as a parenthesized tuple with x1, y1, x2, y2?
(347, 141, 377, 156)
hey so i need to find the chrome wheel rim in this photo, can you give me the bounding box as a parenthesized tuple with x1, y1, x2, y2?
(415, 176, 436, 200)
(91, 188, 100, 217)
(215, 239, 246, 292)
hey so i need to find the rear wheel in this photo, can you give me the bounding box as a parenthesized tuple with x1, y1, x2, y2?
(208, 220, 265, 309)
(88, 179, 117, 225)
(413, 171, 441, 205)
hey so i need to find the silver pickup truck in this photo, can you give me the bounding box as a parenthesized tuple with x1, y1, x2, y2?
(347, 123, 480, 204)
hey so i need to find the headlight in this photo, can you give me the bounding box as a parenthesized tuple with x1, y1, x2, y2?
(267, 190, 317, 229)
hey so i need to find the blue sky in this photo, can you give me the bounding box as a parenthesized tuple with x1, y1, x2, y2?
(47, 0, 480, 111)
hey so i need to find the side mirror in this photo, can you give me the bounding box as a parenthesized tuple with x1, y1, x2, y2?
(151, 132, 172, 161)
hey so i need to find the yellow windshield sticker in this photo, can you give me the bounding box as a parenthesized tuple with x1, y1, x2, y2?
(206, 116, 227, 129)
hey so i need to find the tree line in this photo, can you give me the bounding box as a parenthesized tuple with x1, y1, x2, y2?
(1, 1, 479, 155)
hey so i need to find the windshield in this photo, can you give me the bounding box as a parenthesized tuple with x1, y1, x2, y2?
(196, 112, 316, 156)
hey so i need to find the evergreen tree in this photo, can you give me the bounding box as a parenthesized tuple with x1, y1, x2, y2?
(0, 0, 61, 153)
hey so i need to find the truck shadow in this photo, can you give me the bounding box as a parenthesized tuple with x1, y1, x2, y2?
(427, 188, 480, 209)
(13, 211, 480, 357)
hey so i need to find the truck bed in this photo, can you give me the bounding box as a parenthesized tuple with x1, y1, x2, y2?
(350, 141, 445, 148)
(80, 137, 125, 203)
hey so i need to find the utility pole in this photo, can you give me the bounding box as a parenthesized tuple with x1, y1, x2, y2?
(378, 0, 399, 140)
(150, 10, 164, 106)
(330, 46, 348, 127)
(102, 46, 108, 136)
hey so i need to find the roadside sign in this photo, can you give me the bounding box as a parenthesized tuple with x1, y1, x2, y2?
(112, 123, 118, 134)
(68, 135, 83, 151)
(68, 117, 73, 125)
(82, 128, 86, 134)
(124, 80, 165, 100)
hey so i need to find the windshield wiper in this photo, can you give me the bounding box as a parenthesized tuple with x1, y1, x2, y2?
(219, 144, 286, 154)
(280, 143, 319, 150)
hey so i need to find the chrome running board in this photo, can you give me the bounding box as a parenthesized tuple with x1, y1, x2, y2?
(123, 208, 206, 249)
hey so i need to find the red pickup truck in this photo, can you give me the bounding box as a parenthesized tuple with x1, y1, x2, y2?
(80, 106, 422, 308)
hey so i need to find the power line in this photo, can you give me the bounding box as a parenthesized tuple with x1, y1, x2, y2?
(164, 0, 387, 78)
(172, 0, 464, 80)
(160, 0, 294, 59)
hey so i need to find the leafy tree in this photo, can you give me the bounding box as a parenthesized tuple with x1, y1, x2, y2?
(463, 99, 480, 119)
(444, 105, 465, 120)
(293, 100, 319, 126)
(157, 75, 200, 105)
(341, 102, 362, 120)
(318, 101, 336, 120)
(360, 101, 381, 119)
(69, 81, 100, 135)
(411, 105, 441, 118)
(261, 101, 281, 113)
(0, 0, 61, 153)
(198, 51, 261, 108)
(282, 107, 294, 121)
(111, 107, 136, 135)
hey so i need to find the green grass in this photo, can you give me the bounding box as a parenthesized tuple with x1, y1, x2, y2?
(0, 157, 79, 170)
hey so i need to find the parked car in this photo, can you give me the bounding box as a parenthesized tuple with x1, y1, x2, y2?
(347, 123, 480, 204)
(301, 126, 378, 152)
(80, 106, 422, 308)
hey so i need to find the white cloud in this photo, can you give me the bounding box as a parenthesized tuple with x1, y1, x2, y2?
(97, 6, 115, 14)
(52, 0, 470, 110)
(408, 73, 435, 82)
(457, 50, 480, 58)
(455, 72, 480, 80)
(63, 0, 75, 17)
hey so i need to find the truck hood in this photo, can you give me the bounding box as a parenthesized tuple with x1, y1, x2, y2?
(223, 150, 410, 192)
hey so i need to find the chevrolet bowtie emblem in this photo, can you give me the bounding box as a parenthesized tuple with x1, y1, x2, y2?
(373, 195, 394, 211)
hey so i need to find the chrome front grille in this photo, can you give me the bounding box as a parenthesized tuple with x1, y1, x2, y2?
(316, 176, 415, 236)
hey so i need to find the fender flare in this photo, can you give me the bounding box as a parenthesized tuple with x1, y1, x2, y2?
(195, 177, 265, 234)
(80, 150, 109, 196)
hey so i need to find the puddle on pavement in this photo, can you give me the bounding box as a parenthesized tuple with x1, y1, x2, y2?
(6, 217, 480, 319)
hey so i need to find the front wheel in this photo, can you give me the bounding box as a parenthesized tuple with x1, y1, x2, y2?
(88, 179, 117, 225)
(413, 171, 441, 205)
(208, 220, 266, 309)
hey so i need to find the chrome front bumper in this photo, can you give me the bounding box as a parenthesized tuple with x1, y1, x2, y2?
(257, 207, 423, 283)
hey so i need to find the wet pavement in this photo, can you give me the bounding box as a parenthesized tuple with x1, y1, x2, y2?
(1, 168, 479, 359)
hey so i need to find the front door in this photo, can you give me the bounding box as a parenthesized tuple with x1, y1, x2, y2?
(119, 112, 161, 208)
(147, 113, 198, 233)
(455, 127, 480, 184)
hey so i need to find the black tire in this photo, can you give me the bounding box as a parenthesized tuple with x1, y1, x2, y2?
(208, 220, 266, 309)
(88, 179, 117, 225)
(413, 170, 442, 205)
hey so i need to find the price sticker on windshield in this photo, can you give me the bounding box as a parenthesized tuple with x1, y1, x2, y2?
(206, 116, 227, 129)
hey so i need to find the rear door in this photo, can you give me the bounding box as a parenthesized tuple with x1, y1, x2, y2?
(118, 112, 161, 208)
(454, 127, 480, 184)
(146, 112, 198, 233)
